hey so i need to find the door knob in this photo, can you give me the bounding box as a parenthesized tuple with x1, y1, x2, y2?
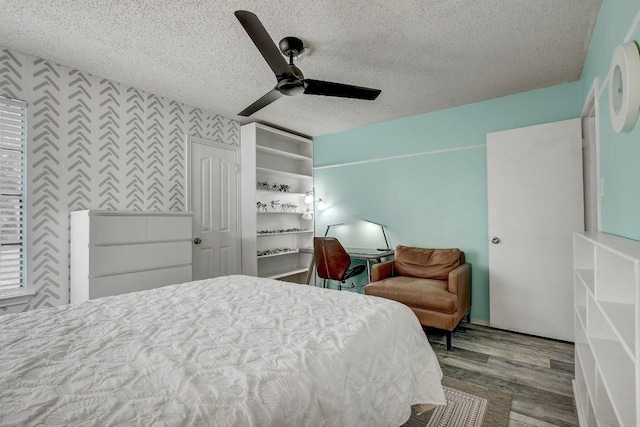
(193, 238, 202, 245)
(491, 237, 500, 244)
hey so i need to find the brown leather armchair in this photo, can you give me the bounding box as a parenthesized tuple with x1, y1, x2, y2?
(364, 246, 471, 350)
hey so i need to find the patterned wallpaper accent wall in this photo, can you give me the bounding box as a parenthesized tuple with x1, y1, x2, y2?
(0, 46, 239, 312)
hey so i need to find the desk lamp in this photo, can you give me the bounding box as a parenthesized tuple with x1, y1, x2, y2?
(324, 222, 345, 237)
(364, 219, 390, 251)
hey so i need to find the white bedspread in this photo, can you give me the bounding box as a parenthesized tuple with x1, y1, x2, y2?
(0, 275, 445, 426)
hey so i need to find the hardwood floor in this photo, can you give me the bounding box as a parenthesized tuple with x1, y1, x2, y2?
(425, 322, 578, 427)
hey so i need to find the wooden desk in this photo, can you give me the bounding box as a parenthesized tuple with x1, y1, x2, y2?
(300, 247, 394, 285)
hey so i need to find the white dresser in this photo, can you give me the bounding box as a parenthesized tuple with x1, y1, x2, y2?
(70, 210, 193, 304)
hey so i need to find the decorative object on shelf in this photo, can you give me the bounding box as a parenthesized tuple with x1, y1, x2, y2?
(301, 208, 313, 220)
(364, 219, 391, 251)
(609, 41, 640, 133)
(257, 179, 271, 191)
(257, 180, 293, 193)
(257, 248, 296, 257)
(258, 228, 311, 234)
(256, 201, 268, 212)
(280, 202, 298, 212)
(270, 200, 281, 210)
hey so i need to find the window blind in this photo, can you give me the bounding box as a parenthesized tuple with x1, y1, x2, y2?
(0, 97, 26, 294)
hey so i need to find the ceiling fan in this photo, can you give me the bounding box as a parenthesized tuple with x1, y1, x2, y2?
(235, 10, 381, 117)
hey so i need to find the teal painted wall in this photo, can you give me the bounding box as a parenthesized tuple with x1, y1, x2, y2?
(579, 0, 640, 240)
(314, 82, 582, 321)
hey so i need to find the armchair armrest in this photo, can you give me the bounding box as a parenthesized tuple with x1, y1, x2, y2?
(448, 263, 472, 314)
(371, 260, 394, 282)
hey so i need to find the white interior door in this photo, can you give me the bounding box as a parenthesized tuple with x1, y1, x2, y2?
(487, 118, 584, 342)
(189, 137, 240, 280)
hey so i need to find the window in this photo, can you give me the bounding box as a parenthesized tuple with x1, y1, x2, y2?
(0, 96, 26, 295)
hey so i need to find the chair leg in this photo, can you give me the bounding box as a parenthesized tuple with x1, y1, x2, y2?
(323, 279, 327, 288)
(446, 331, 452, 351)
(466, 311, 471, 323)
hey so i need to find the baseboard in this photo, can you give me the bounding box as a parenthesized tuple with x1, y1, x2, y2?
(469, 318, 490, 327)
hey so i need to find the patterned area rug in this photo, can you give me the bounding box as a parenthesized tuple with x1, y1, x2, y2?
(403, 377, 512, 427)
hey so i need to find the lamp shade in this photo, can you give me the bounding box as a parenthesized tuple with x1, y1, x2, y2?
(304, 192, 313, 204)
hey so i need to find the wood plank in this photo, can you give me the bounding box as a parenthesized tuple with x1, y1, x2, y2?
(509, 411, 568, 427)
(550, 359, 575, 374)
(433, 344, 574, 397)
(429, 330, 554, 368)
(441, 323, 575, 362)
(425, 323, 579, 426)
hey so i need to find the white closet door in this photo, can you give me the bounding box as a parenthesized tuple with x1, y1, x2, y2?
(487, 118, 584, 341)
(191, 140, 240, 280)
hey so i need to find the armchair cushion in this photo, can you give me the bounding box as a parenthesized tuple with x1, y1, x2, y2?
(394, 246, 462, 280)
(365, 276, 456, 314)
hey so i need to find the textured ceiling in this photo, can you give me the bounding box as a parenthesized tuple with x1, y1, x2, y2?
(0, 0, 601, 137)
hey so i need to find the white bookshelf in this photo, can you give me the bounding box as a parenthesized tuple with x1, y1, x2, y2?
(240, 123, 314, 283)
(573, 232, 639, 427)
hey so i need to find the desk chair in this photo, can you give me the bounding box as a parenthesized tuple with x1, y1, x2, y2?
(314, 237, 366, 290)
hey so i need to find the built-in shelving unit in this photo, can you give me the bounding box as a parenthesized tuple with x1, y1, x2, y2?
(241, 123, 314, 283)
(573, 231, 639, 427)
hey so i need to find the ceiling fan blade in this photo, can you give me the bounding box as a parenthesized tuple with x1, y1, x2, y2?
(235, 11, 293, 79)
(238, 89, 283, 116)
(303, 79, 381, 100)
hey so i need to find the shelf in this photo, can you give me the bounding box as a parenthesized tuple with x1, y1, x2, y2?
(582, 231, 640, 260)
(257, 166, 312, 180)
(598, 300, 635, 360)
(573, 355, 589, 427)
(595, 370, 619, 427)
(254, 123, 311, 144)
(256, 145, 312, 161)
(256, 189, 308, 197)
(257, 211, 304, 215)
(575, 268, 595, 294)
(576, 342, 596, 403)
(258, 230, 313, 236)
(265, 267, 309, 280)
(595, 247, 636, 303)
(575, 303, 586, 328)
(257, 249, 299, 259)
(591, 338, 635, 427)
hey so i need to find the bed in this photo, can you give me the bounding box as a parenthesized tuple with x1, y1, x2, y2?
(0, 275, 445, 426)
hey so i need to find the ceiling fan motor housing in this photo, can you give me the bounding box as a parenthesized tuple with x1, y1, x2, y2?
(279, 36, 305, 57)
(277, 78, 305, 96)
(277, 63, 305, 96)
